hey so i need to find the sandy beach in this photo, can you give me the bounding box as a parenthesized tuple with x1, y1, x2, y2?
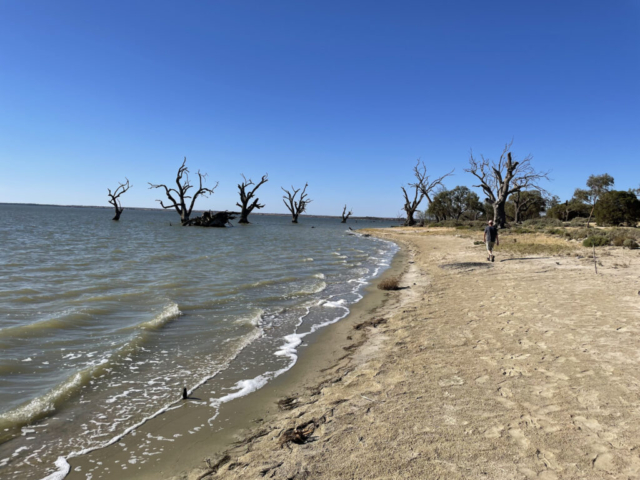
(161, 227, 640, 480)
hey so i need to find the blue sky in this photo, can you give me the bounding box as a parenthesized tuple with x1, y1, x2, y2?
(1, 0, 638, 217)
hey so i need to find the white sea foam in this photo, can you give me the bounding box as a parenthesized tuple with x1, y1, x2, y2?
(37, 327, 264, 480)
(321, 299, 347, 308)
(234, 309, 264, 327)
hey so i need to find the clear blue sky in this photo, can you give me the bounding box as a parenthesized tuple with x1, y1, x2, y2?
(1, 1, 638, 217)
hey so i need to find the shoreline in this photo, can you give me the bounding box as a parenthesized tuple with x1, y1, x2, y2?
(63, 236, 406, 479)
(172, 228, 639, 480)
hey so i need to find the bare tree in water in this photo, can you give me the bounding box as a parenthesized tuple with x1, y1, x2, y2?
(236, 174, 269, 224)
(282, 184, 311, 223)
(107, 178, 131, 221)
(149, 157, 218, 225)
(466, 141, 549, 228)
(341, 205, 352, 223)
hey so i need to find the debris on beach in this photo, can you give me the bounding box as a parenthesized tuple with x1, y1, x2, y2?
(277, 396, 299, 411)
(278, 417, 325, 448)
(353, 318, 387, 330)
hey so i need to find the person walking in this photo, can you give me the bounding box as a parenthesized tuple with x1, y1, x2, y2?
(484, 220, 499, 262)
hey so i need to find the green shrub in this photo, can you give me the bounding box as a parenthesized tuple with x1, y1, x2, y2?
(545, 228, 564, 236)
(594, 190, 640, 226)
(570, 217, 589, 226)
(623, 239, 639, 249)
(583, 236, 609, 247)
(612, 236, 627, 247)
(511, 227, 534, 234)
(426, 220, 486, 230)
(523, 218, 563, 229)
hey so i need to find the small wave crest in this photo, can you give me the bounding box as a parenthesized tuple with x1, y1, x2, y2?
(286, 280, 327, 298)
(0, 371, 85, 436)
(234, 309, 264, 327)
(137, 303, 182, 330)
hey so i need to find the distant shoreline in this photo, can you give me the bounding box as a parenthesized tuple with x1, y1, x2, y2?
(0, 202, 397, 221)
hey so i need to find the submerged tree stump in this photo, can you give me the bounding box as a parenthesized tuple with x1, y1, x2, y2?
(184, 211, 240, 227)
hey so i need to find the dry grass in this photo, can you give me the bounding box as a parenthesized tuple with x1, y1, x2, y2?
(494, 234, 579, 256)
(378, 277, 401, 290)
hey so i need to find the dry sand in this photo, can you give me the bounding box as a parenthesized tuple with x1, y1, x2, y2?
(177, 228, 640, 480)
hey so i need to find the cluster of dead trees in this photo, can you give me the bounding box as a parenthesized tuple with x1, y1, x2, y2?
(401, 141, 550, 228)
(404, 141, 637, 229)
(107, 157, 354, 227)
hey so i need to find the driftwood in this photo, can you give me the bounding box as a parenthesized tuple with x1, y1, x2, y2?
(278, 417, 325, 448)
(184, 211, 240, 227)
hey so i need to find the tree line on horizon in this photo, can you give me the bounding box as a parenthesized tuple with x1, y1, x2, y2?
(108, 143, 639, 230)
(400, 141, 640, 229)
(107, 157, 354, 226)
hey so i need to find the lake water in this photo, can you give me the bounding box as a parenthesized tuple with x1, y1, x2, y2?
(0, 204, 397, 479)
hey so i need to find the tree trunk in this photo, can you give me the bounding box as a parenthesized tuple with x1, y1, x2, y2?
(112, 208, 122, 221)
(586, 204, 595, 228)
(514, 206, 520, 224)
(238, 208, 250, 224)
(404, 211, 416, 226)
(292, 214, 299, 223)
(494, 201, 507, 228)
(341, 218, 347, 223)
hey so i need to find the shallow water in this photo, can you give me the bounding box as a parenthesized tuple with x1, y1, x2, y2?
(0, 204, 397, 479)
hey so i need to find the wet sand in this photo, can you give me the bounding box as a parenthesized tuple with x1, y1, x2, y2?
(73, 228, 640, 479)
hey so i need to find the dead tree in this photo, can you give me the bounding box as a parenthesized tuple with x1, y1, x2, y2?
(341, 205, 352, 223)
(184, 210, 240, 227)
(401, 183, 424, 226)
(401, 160, 452, 226)
(410, 160, 454, 210)
(236, 174, 268, 224)
(465, 141, 549, 228)
(282, 184, 311, 223)
(149, 157, 218, 225)
(107, 178, 131, 221)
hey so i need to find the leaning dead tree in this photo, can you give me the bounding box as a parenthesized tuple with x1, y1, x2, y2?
(149, 157, 218, 225)
(341, 205, 352, 223)
(107, 178, 132, 221)
(236, 174, 268, 224)
(282, 184, 311, 223)
(410, 160, 454, 213)
(466, 141, 549, 228)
